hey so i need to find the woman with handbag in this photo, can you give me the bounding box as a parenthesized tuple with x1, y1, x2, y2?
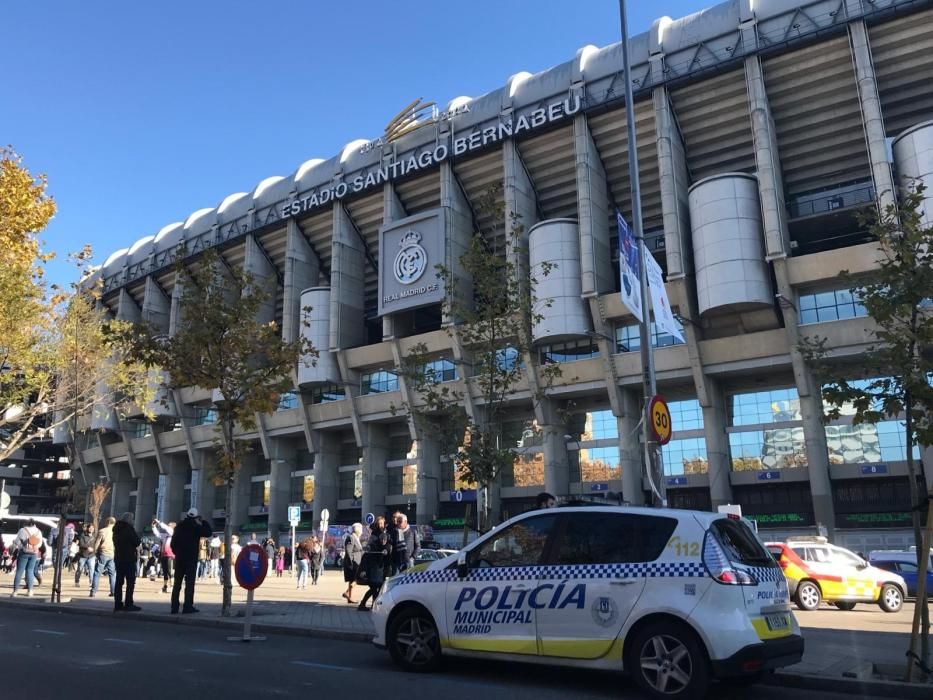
(342, 523, 364, 603)
(357, 517, 389, 612)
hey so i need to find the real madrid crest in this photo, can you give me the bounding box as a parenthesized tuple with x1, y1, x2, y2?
(394, 229, 428, 285)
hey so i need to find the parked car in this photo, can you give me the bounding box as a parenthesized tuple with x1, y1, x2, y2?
(766, 537, 907, 612)
(869, 549, 933, 598)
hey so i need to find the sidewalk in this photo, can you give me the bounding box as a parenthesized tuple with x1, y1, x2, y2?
(1, 568, 929, 697)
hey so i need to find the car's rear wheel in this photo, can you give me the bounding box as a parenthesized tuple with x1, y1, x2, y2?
(387, 607, 441, 672)
(834, 601, 856, 611)
(628, 621, 710, 699)
(878, 584, 903, 613)
(795, 581, 821, 611)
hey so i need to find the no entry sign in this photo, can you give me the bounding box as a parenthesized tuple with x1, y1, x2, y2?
(235, 543, 268, 590)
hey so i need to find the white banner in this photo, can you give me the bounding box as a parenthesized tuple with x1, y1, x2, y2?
(190, 470, 200, 514)
(644, 246, 685, 343)
(616, 210, 643, 323)
(156, 475, 166, 521)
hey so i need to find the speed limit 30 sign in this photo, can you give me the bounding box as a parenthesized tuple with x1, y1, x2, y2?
(648, 395, 673, 445)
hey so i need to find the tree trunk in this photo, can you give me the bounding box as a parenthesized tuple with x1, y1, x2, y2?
(222, 479, 234, 616)
(903, 398, 930, 680)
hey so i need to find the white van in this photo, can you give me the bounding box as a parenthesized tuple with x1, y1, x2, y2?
(372, 506, 803, 699)
(0, 514, 59, 562)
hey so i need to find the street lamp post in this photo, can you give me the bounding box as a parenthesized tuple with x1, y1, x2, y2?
(618, 0, 667, 507)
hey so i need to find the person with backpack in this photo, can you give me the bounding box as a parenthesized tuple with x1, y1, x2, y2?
(10, 519, 45, 597)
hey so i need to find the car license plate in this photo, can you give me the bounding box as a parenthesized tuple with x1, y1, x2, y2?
(765, 614, 789, 631)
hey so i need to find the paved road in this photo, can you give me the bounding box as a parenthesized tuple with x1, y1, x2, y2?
(0, 607, 865, 700)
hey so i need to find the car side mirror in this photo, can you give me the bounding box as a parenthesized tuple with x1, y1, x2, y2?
(857, 560, 869, 570)
(457, 552, 469, 579)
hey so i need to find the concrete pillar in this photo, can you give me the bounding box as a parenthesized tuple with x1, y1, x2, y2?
(796, 368, 836, 537)
(543, 426, 570, 499)
(268, 439, 295, 533)
(849, 20, 897, 211)
(745, 56, 790, 259)
(701, 381, 733, 509)
(382, 183, 407, 339)
(141, 276, 171, 334)
(244, 234, 277, 325)
(116, 288, 141, 323)
(619, 390, 645, 506)
(439, 162, 474, 324)
(921, 446, 933, 494)
(330, 204, 368, 350)
(231, 457, 257, 532)
(416, 435, 441, 525)
(313, 431, 340, 525)
(361, 423, 389, 519)
(652, 86, 692, 279)
(162, 454, 188, 523)
(169, 271, 184, 337)
(134, 459, 159, 526)
(283, 218, 320, 343)
(574, 115, 614, 295)
(503, 138, 538, 267)
(110, 463, 134, 518)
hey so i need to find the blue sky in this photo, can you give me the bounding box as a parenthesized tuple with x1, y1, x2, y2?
(2, 0, 710, 289)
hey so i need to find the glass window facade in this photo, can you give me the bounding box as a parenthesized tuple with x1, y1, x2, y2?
(361, 370, 398, 394)
(128, 422, 151, 439)
(310, 385, 346, 404)
(731, 388, 801, 426)
(277, 392, 298, 410)
(615, 320, 685, 353)
(290, 475, 315, 504)
(826, 421, 920, 464)
(540, 339, 599, 364)
(389, 435, 414, 461)
(799, 288, 866, 324)
(662, 438, 708, 475)
(249, 479, 271, 507)
(567, 409, 618, 441)
(669, 399, 703, 431)
(501, 452, 545, 488)
(338, 469, 362, 500)
(388, 464, 418, 495)
(194, 407, 217, 425)
(423, 358, 456, 383)
(570, 446, 621, 482)
(729, 428, 807, 471)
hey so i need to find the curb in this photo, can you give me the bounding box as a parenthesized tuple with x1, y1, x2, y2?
(767, 669, 931, 699)
(0, 599, 374, 644)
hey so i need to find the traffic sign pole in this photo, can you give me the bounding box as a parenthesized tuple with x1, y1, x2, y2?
(228, 544, 268, 643)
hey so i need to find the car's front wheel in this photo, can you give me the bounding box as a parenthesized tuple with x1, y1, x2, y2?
(628, 621, 710, 699)
(795, 581, 822, 611)
(387, 606, 442, 672)
(878, 584, 903, 613)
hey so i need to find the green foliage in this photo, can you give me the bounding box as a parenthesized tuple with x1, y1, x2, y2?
(800, 184, 933, 450)
(398, 194, 560, 497)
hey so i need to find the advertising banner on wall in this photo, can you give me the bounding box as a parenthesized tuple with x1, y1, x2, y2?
(616, 210, 643, 322)
(644, 248, 685, 342)
(379, 209, 446, 316)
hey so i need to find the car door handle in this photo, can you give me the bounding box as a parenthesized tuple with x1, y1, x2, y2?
(611, 579, 637, 586)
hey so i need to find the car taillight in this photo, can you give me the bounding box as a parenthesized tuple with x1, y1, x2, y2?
(703, 532, 759, 586)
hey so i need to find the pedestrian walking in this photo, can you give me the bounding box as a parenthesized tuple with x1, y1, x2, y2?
(357, 517, 389, 611)
(309, 536, 323, 585)
(197, 538, 209, 579)
(90, 517, 117, 598)
(264, 538, 276, 574)
(151, 518, 175, 593)
(209, 536, 221, 579)
(296, 538, 310, 589)
(113, 512, 142, 612)
(74, 523, 97, 587)
(9, 518, 44, 597)
(274, 546, 285, 577)
(169, 508, 212, 614)
(341, 523, 363, 604)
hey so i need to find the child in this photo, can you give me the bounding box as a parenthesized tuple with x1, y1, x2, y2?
(274, 546, 285, 577)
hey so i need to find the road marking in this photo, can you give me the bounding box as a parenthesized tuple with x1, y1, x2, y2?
(104, 638, 143, 645)
(290, 660, 354, 671)
(191, 648, 240, 657)
(32, 629, 67, 636)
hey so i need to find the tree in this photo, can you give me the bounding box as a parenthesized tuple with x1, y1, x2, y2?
(111, 248, 315, 615)
(398, 197, 560, 531)
(87, 481, 112, 530)
(0, 148, 148, 462)
(800, 184, 932, 678)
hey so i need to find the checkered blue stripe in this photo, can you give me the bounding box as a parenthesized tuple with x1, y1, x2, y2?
(745, 565, 784, 583)
(394, 561, 707, 586)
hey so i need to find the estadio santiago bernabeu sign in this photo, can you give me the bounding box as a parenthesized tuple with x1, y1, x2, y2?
(378, 209, 445, 316)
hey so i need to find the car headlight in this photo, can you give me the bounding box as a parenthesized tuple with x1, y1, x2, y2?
(380, 575, 403, 597)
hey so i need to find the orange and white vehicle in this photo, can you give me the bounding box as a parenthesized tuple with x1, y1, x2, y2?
(765, 537, 906, 613)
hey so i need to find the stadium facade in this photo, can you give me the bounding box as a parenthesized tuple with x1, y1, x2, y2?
(69, 0, 933, 549)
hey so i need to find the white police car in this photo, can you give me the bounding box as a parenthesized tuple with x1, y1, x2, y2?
(372, 506, 803, 699)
